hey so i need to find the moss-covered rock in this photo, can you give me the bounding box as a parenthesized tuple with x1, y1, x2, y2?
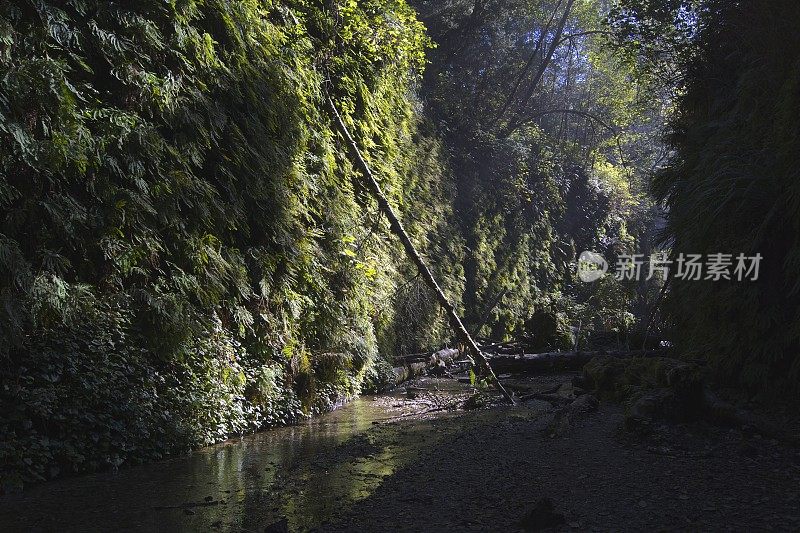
(579, 356, 705, 423)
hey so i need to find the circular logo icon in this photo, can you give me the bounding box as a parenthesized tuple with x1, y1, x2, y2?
(577, 251, 608, 282)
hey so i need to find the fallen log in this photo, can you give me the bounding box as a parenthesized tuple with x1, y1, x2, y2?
(480, 339, 543, 355)
(492, 346, 533, 356)
(391, 348, 460, 386)
(488, 349, 666, 374)
(393, 347, 458, 365)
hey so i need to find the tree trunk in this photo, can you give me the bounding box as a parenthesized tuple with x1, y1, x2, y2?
(487, 349, 666, 373)
(325, 95, 515, 404)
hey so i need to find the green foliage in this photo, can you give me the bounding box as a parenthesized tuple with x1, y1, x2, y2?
(413, 0, 661, 341)
(576, 275, 636, 333)
(646, 0, 800, 397)
(0, 0, 459, 487)
(0, 0, 676, 489)
(581, 356, 704, 423)
(606, 0, 703, 91)
(582, 356, 690, 402)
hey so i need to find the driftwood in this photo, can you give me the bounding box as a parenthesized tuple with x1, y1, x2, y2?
(481, 339, 545, 355)
(326, 95, 514, 404)
(391, 348, 459, 385)
(488, 349, 666, 374)
(393, 348, 458, 365)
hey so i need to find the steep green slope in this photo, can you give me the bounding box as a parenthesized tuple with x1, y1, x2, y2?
(651, 0, 800, 396)
(0, 0, 461, 487)
(611, 0, 800, 397)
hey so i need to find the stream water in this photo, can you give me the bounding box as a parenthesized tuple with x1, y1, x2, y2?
(0, 378, 478, 532)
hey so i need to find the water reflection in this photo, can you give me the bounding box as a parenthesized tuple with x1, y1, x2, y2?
(0, 382, 471, 532)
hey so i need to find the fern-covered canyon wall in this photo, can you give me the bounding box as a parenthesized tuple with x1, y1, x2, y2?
(0, 0, 463, 487)
(630, 0, 800, 396)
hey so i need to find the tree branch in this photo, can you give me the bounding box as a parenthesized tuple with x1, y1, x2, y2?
(555, 29, 613, 48)
(499, 107, 615, 140)
(497, 0, 576, 137)
(486, 0, 563, 129)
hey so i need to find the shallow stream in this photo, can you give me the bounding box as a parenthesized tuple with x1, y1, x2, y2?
(0, 377, 479, 532)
